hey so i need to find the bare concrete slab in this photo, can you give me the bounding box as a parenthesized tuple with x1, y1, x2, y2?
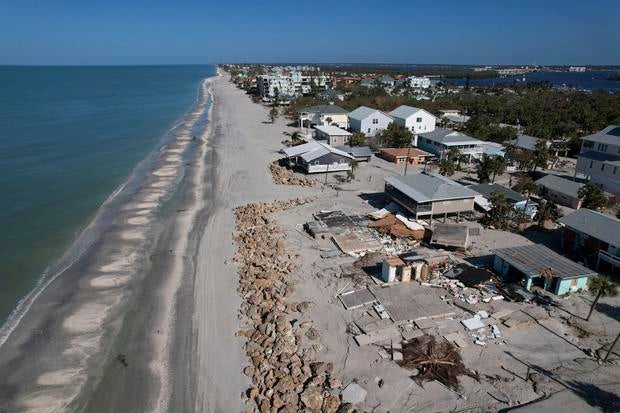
(370, 283, 455, 323)
(339, 288, 376, 310)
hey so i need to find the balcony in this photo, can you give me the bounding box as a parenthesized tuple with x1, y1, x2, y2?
(385, 186, 432, 215)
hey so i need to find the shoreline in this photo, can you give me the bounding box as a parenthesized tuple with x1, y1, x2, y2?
(0, 71, 217, 411)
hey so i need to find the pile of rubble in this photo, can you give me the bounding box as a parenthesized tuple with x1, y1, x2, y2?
(368, 213, 426, 239)
(233, 199, 347, 413)
(269, 160, 315, 187)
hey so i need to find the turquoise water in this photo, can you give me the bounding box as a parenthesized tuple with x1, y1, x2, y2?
(0, 65, 215, 323)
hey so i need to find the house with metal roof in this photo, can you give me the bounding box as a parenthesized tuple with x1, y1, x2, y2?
(417, 128, 486, 161)
(558, 208, 620, 273)
(281, 141, 353, 174)
(389, 105, 437, 143)
(576, 125, 620, 195)
(314, 125, 352, 146)
(535, 174, 584, 209)
(492, 244, 596, 295)
(348, 106, 393, 137)
(334, 146, 373, 162)
(298, 104, 349, 129)
(384, 171, 478, 222)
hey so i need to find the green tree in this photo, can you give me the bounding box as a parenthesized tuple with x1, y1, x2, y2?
(438, 159, 456, 177)
(579, 183, 608, 210)
(379, 123, 414, 148)
(476, 154, 494, 183)
(349, 132, 366, 147)
(490, 156, 507, 183)
(536, 199, 560, 227)
(586, 276, 618, 321)
(513, 175, 538, 213)
(487, 192, 512, 229)
(532, 139, 550, 171)
(325, 116, 333, 125)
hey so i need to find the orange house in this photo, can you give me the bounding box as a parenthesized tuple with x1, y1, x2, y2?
(379, 148, 432, 165)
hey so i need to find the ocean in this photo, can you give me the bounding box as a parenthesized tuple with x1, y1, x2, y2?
(0, 65, 215, 324)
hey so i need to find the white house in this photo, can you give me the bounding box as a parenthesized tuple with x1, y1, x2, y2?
(389, 105, 437, 146)
(348, 106, 393, 137)
(575, 125, 620, 195)
(417, 128, 486, 161)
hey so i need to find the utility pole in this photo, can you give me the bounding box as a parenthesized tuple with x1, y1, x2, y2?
(403, 145, 412, 176)
(324, 163, 330, 186)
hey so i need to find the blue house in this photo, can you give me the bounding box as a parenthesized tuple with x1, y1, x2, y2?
(492, 244, 596, 295)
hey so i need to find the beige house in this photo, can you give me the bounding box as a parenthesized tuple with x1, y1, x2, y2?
(384, 172, 478, 222)
(314, 125, 352, 146)
(298, 104, 349, 129)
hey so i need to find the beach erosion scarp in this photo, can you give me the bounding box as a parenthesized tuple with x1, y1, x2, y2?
(0, 74, 218, 412)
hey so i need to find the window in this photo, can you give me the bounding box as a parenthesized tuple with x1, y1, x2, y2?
(597, 143, 609, 152)
(589, 160, 594, 168)
(367, 128, 371, 133)
(416, 117, 422, 122)
(601, 164, 605, 172)
(614, 166, 617, 175)
(372, 118, 378, 124)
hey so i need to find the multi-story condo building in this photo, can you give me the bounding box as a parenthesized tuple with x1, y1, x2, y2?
(256, 71, 330, 99)
(575, 125, 620, 195)
(405, 76, 431, 89)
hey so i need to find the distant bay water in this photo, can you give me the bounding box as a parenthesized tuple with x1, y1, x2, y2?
(444, 70, 620, 91)
(0, 65, 215, 323)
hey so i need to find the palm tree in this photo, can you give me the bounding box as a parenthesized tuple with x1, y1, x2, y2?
(535, 199, 560, 227)
(325, 116, 333, 125)
(346, 160, 359, 182)
(282, 131, 304, 146)
(439, 159, 455, 177)
(586, 276, 618, 321)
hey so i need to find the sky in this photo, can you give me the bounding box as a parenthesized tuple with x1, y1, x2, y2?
(1, 0, 619, 66)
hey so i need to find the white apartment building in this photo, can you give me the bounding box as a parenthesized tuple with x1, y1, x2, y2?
(406, 76, 431, 89)
(257, 72, 330, 99)
(575, 125, 620, 195)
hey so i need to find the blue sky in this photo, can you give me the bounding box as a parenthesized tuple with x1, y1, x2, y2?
(1, 0, 619, 65)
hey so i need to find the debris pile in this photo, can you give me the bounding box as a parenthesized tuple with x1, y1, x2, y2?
(269, 160, 315, 186)
(368, 214, 426, 239)
(233, 199, 344, 412)
(398, 335, 479, 390)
